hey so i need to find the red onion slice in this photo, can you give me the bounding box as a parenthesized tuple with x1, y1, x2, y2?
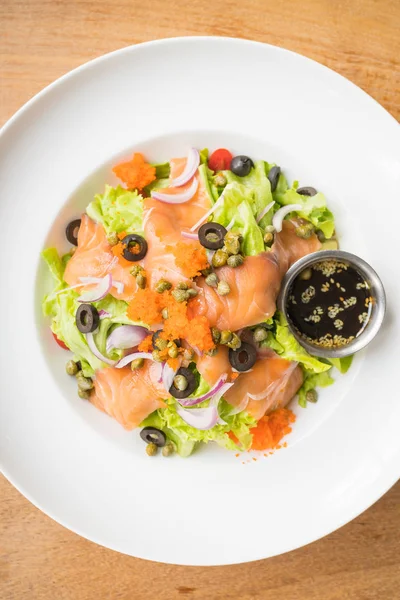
(162, 359, 181, 392)
(99, 309, 111, 319)
(78, 274, 112, 303)
(189, 185, 230, 232)
(150, 361, 163, 386)
(176, 405, 219, 430)
(142, 206, 155, 231)
(256, 201, 275, 224)
(86, 332, 118, 366)
(272, 204, 302, 232)
(106, 325, 148, 353)
(170, 148, 200, 187)
(79, 275, 124, 295)
(151, 177, 198, 204)
(116, 351, 154, 369)
(181, 230, 199, 240)
(177, 375, 228, 407)
(226, 217, 236, 231)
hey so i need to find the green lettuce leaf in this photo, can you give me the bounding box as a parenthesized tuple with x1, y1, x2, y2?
(86, 185, 144, 235)
(298, 369, 335, 408)
(141, 400, 256, 457)
(199, 148, 209, 164)
(224, 161, 274, 226)
(41, 248, 145, 376)
(326, 355, 354, 374)
(152, 162, 170, 179)
(212, 182, 264, 255)
(261, 313, 331, 374)
(198, 164, 219, 204)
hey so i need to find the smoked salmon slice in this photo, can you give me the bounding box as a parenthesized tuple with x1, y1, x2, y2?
(224, 354, 303, 420)
(91, 362, 166, 430)
(196, 345, 233, 386)
(64, 214, 139, 301)
(143, 158, 212, 288)
(189, 221, 320, 331)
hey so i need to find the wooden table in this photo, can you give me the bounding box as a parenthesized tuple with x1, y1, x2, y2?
(1, 1, 399, 598)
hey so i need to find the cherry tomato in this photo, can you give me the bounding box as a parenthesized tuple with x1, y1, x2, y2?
(52, 331, 69, 350)
(208, 148, 233, 172)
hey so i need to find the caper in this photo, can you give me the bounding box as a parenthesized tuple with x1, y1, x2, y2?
(205, 347, 218, 357)
(66, 360, 79, 376)
(162, 442, 175, 457)
(131, 357, 145, 370)
(152, 349, 163, 362)
(167, 342, 179, 359)
(224, 232, 241, 255)
(173, 374, 188, 392)
(177, 282, 188, 290)
(217, 280, 230, 296)
(161, 307, 169, 319)
(201, 267, 212, 277)
(155, 279, 172, 293)
(264, 232, 274, 245)
(212, 249, 228, 268)
(186, 288, 198, 298)
(106, 232, 119, 246)
(265, 225, 275, 234)
(76, 372, 94, 391)
(136, 273, 147, 289)
(306, 389, 318, 403)
(146, 442, 158, 456)
(78, 388, 91, 400)
(155, 337, 168, 351)
(211, 327, 221, 344)
(227, 254, 244, 268)
(226, 333, 242, 350)
(316, 229, 326, 243)
(295, 224, 314, 239)
(299, 268, 313, 281)
(172, 289, 189, 303)
(253, 327, 268, 342)
(130, 265, 143, 277)
(205, 272, 219, 288)
(220, 330, 233, 345)
(183, 348, 195, 361)
(213, 172, 227, 187)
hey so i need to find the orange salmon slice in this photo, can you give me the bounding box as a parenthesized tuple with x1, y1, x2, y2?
(91, 362, 167, 430)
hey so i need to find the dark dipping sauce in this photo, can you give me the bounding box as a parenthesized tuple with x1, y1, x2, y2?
(287, 259, 372, 349)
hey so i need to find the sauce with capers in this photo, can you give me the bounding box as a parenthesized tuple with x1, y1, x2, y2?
(287, 259, 372, 348)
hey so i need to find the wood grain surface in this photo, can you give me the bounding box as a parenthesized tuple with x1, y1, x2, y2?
(1, 0, 399, 598)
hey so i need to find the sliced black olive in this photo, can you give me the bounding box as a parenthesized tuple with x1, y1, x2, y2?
(198, 222, 227, 250)
(121, 234, 148, 261)
(76, 304, 100, 333)
(140, 427, 166, 447)
(297, 186, 317, 197)
(228, 341, 257, 372)
(169, 367, 197, 399)
(230, 155, 254, 177)
(66, 219, 81, 246)
(268, 166, 281, 192)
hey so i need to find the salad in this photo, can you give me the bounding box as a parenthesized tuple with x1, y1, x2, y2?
(42, 147, 352, 457)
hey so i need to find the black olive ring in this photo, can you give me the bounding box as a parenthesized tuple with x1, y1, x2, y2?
(198, 222, 227, 250)
(76, 304, 100, 334)
(297, 186, 317, 197)
(140, 427, 166, 447)
(169, 367, 197, 399)
(228, 341, 257, 372)
(121, 234, 148, 261)
(66, 219, 82, 246)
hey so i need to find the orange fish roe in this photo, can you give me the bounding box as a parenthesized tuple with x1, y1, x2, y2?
(185, 316, 214, 352)
(138, 335, 153, 353)
(167, 357, 181, 370)
(250, 408, 295, 451)
(113, 153, 156, 190)
(127, 288, 163, 325)
(167, 242, 209, 279)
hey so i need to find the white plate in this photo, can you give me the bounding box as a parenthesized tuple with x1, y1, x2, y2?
(0, 37, 399, 566)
